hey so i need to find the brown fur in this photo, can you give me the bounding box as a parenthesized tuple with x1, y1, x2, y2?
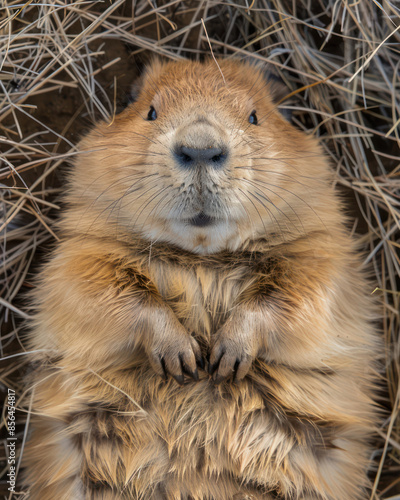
(23, 59, 379, 499)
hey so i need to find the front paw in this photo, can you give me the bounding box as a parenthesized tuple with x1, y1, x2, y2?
(147, 327, 204, 386)
(208, 310, 263, 385)
(208, 336, 255, 385)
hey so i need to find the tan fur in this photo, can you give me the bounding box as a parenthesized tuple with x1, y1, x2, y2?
(23, 59, 379, 499)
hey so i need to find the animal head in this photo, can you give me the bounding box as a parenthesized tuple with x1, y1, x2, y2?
(69, 59, 334, 254)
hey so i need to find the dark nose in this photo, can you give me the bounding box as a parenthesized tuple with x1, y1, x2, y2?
(175, 145, 227, 169)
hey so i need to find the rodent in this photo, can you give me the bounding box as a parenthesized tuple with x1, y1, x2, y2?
(23, 59, 379, 499)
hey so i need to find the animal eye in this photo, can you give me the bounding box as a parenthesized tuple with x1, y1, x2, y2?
(249, 110, 258, 125)
(147, 106, 157, 121)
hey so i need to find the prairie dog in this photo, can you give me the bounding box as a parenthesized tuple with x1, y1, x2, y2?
(24, 59, 379, 500)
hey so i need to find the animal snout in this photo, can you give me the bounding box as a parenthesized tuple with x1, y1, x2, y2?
(174, 145, 228, 169)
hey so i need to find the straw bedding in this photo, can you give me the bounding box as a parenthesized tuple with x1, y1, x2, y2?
(0, 1, 399, 497)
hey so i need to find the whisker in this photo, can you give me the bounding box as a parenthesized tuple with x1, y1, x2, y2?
(239, 178, 304, 235)
(250, 153, 323, 161)
(246, 189, 288, 242)
(77, 169, 144, 199)
(84, 176, 161, 236)
(143, 191, 173, 229)
(237, 187, 270, 239)
(248, 176, 326, 230)
(235, 163, 325, 184)
(91, 173, 158, 212)
(151, 193, 176, 223)
(230, 189, 256, 237)
(100, 150, 167, 160)
(234, 166, 311, 185)
(235, 143, 273, 159)
(107, 175, 163, 219)
(131, 185, 173, 229)
(77, 172, 156, 231)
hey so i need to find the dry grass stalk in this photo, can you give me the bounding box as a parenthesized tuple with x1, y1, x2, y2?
(0, 1, 399, 497)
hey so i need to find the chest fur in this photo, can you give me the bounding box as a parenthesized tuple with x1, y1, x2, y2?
(145, 259, 251, 339)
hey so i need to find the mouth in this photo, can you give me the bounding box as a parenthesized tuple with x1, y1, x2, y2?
(187, 212, 215, 227)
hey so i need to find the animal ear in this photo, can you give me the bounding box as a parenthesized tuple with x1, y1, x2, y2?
(265, 71, 289, 103)
(263, 69, 293, 122)
(240, 58, 293, 121)
(263, 66, 292, 121)
(128, 75, 145, 104)
(126, 58, 165, 105)
(115, 75, 144, 113)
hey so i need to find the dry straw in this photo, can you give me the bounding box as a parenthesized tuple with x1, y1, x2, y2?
(1, 1, 399, 497)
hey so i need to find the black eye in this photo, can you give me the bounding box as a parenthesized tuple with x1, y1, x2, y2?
(249, 110, 258, 125)
(147, 106, 157, 121)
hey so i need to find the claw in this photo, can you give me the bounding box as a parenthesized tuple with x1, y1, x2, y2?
(196, 356, 205, 371)
(160, 357, 168, 381)
(147, 328, 203, 386)
(172, 373, 184, 386)
(212, 373, 227, 386)
(208, 349, 225, 376)
(183, 364, 199, 381)
(233, 359, 241, 382)
(179, 354, 199, 382)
